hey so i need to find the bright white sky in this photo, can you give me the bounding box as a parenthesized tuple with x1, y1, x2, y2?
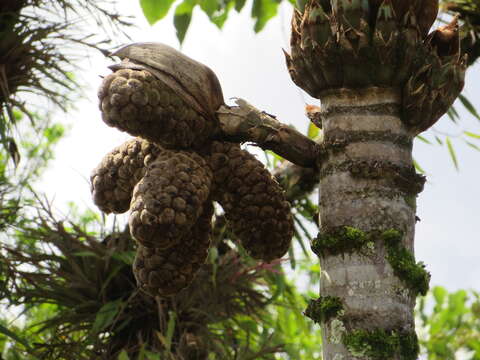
(38, 1, 480, 293)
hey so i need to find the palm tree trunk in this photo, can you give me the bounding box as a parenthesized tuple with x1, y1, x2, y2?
(313, 87, 425, 359)
(285, 1, 465, 357)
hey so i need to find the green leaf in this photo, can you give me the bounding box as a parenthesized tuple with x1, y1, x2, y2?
(446, 137, 459, 170)
(118, 350, 130, 360)
(266, 149, 284, 167)
(458, 94, 480, 121)
(446, 106, 459, 123)
(7, 138, 20, 168)
(145, 352, 161, 360)
(433, 286, 448, 307)
(466, 141, 480, 152)
(207, 246, 218, 264)
(0, 323, 32, 351)
(112, 251, 135, 265)
(238, 319, 259, 333)
(199, 0, 218, 16)
(73, 251, 99, 258)
(416, 135, 432, 145)
(140, 0, 176, 25)
(288, 245, 296, 269)
(43, 124, 64, 143)
(435, 136, 443, 145)
(165, 311, 177, 351)
(210, 1, 235, 29)
(235, 0, 247, 11)
(137, 345, 146, 360)
(174, 0, 196, 43)
(12, 109, 23, 122)
(448, 290, 468, 318)
(251, 0, 280, 32)
(413, 159, 426, 174)
(464, 131, 480, 139)
(308, 122, 319, 139)
(92, 299, 123, 333)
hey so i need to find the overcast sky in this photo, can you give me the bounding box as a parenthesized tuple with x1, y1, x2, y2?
(38, 1, 480, 293)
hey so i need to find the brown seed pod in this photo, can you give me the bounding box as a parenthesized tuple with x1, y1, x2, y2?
(133, 201, 213, 297)
(207, 141, 294, 262)
(98, 68, 216, 149)
(90, 138, 162, 214)
(129, 150, 212, 249)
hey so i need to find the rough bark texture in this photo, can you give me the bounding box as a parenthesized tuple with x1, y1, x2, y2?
(317, 88, 421, 359)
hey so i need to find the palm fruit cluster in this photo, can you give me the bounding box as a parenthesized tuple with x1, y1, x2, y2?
(129, 150, 212, 249)
(285, 0, 466, 134)
(98, 42, 223, 150)
(91, 43, 294, 297)
(98, 68, 216, 149)
(91, 138, 162, 213)
(208, 141, 293, 261)
(133, 202, 213, 297)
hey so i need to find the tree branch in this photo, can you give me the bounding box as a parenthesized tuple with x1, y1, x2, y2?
(216, 98, 321, 168)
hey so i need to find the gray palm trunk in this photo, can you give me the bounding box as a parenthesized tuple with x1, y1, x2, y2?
(284, 1, 465, 358)
(318, 88, 418, 359)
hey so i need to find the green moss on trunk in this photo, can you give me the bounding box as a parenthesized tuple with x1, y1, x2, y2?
(381, 230, 430, 296)
(343, 329, 419, 360)
(312, 227, 430, 296)
(312, 226, 369, 257)
(304, 296, 343, 324)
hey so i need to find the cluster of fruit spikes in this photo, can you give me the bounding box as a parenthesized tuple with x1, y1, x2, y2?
(285, 0, 466, 135)
(91, 43, 294, 297)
